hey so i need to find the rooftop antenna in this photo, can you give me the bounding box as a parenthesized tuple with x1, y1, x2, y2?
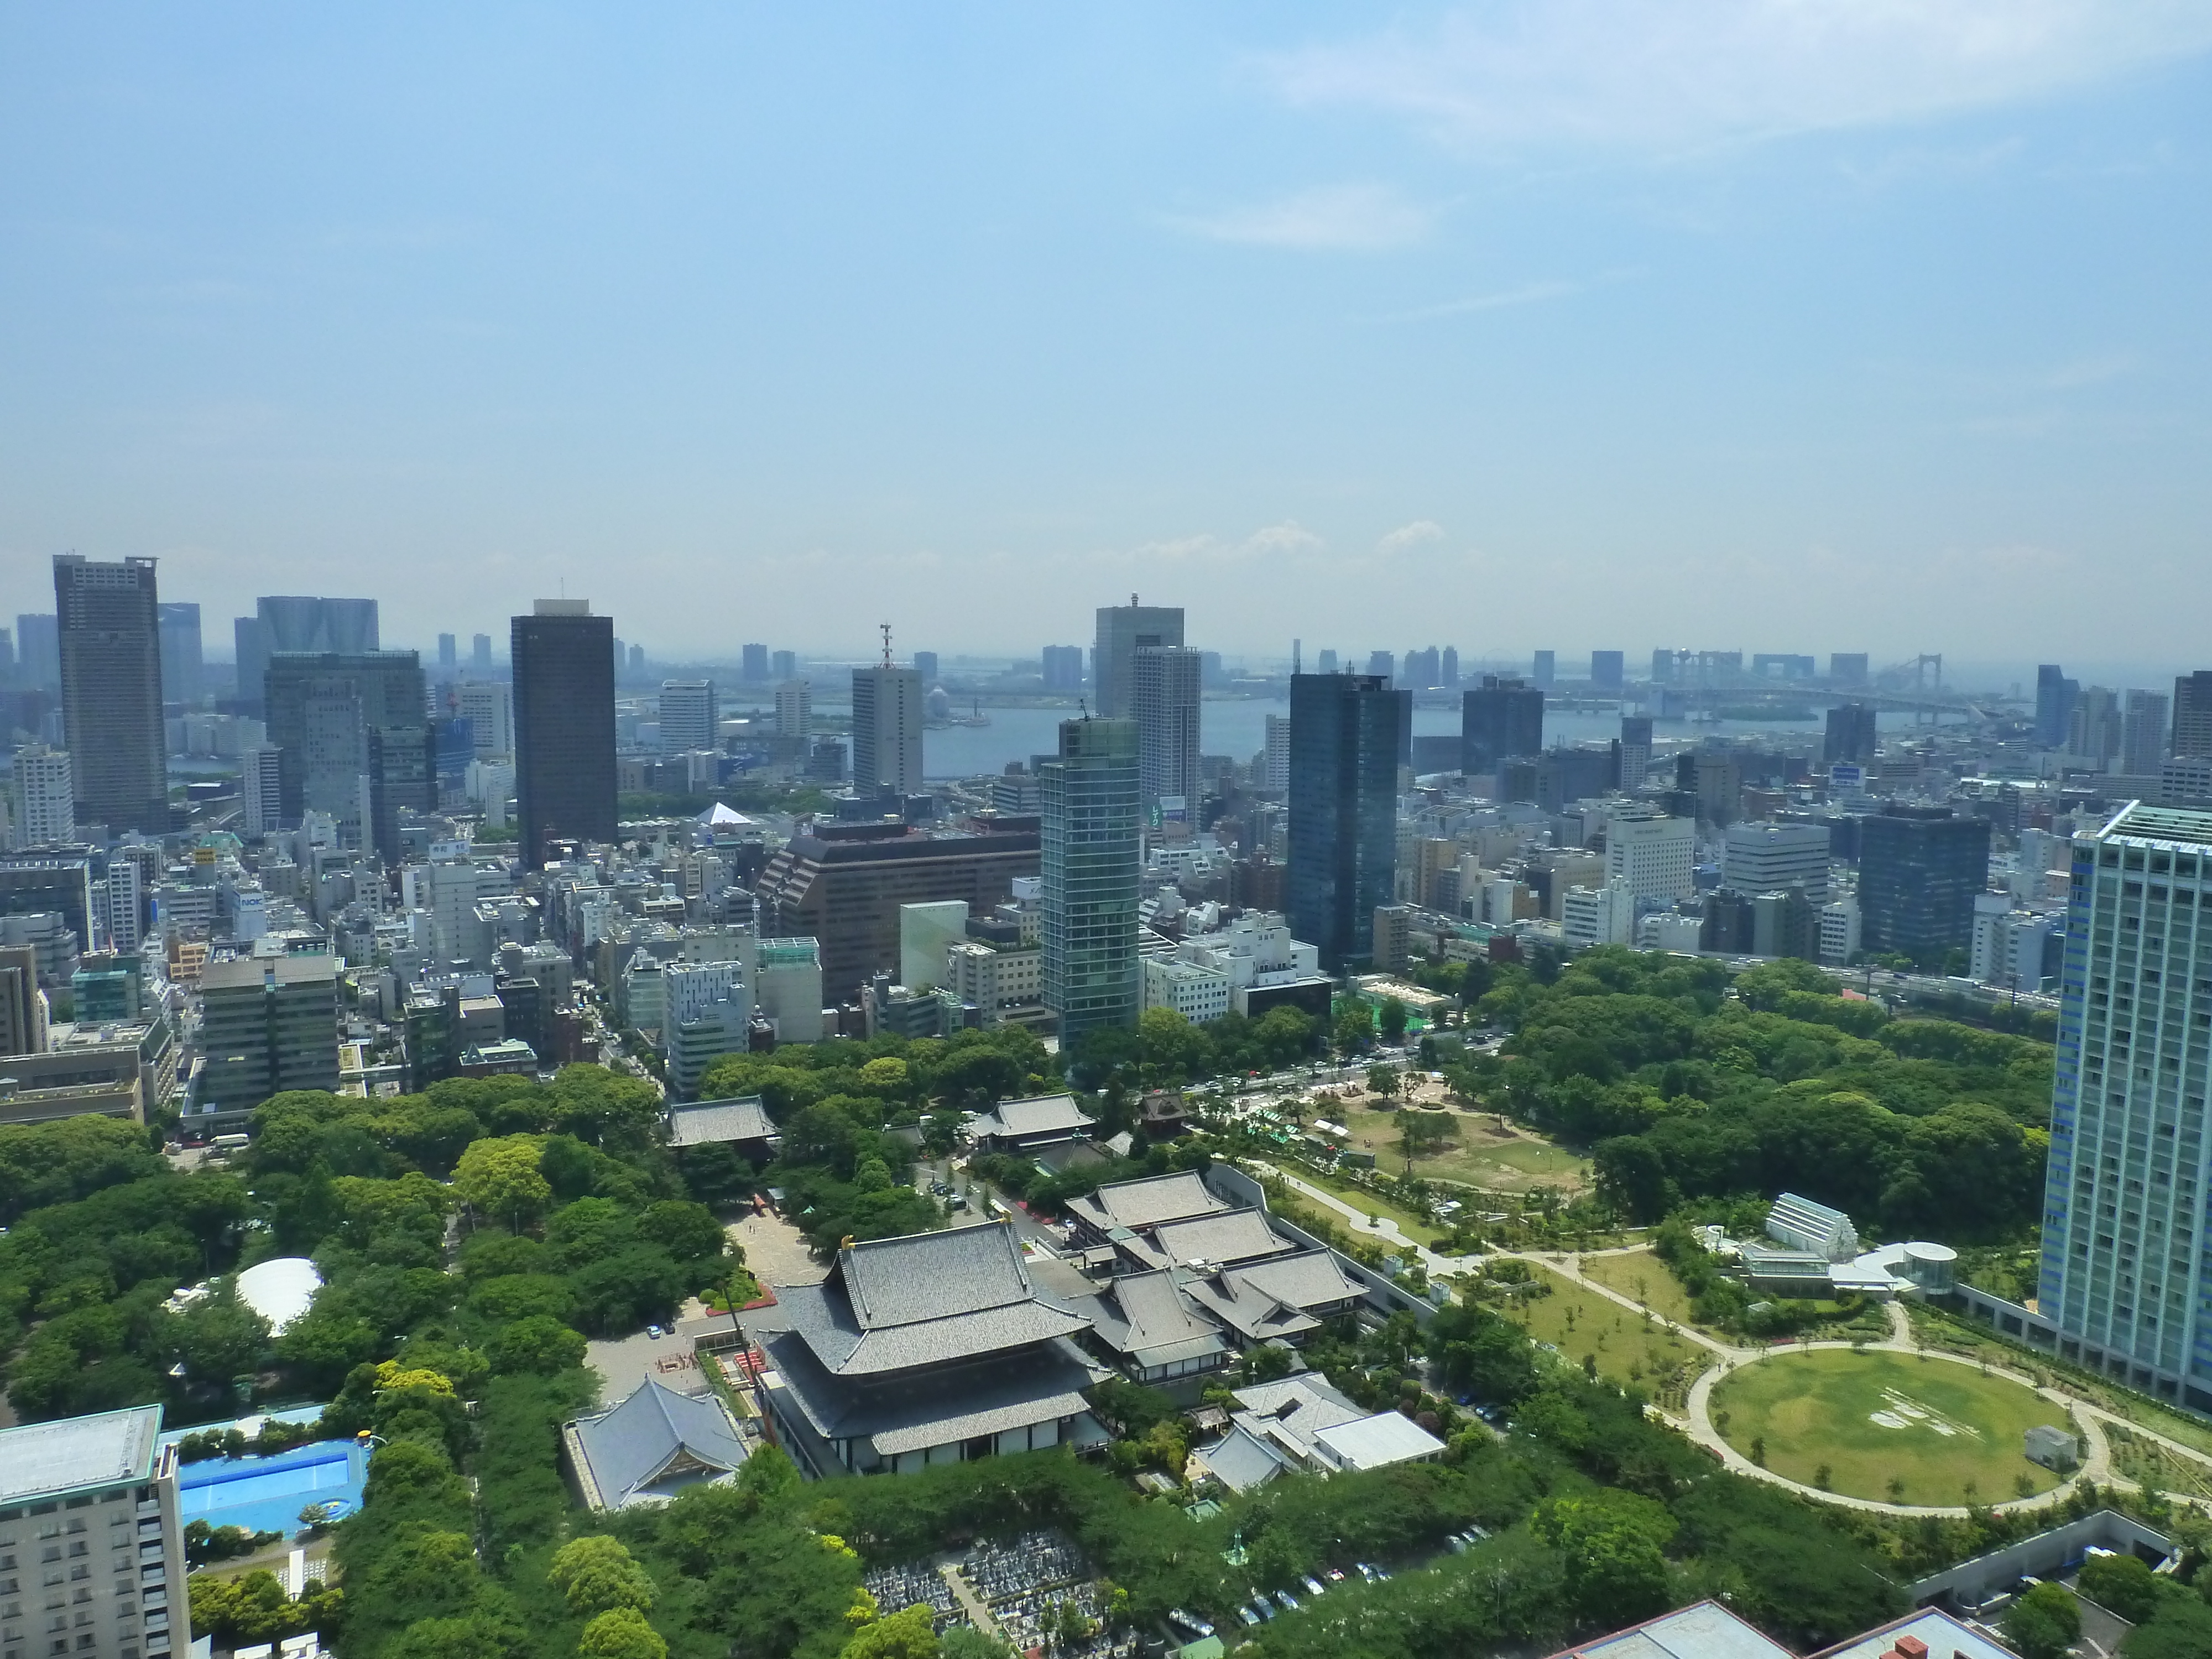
(879, 623, 893, 667)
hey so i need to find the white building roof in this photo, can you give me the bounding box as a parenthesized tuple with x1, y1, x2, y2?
(0, 1406, 164, 1503)
(236, 1256, 323, 1335)
(1313, 1410, 1447, 1472)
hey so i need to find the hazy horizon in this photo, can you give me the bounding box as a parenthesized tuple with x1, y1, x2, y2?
(7, 5, 2211, 660)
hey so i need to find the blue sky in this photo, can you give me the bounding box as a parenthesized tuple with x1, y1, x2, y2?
(3, 3, 2210, 670)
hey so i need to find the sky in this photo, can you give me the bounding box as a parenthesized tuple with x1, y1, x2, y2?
(3, 3, 2210, 670)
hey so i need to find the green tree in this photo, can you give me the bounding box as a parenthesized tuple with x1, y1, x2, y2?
(2003, 1582, 2081, 1659)
(487, 1314, 589, 1376)
(1334, 1005, 1375, 1059)
(841, 1604, 939, 1659)
(2125, 1599, 2212, 1659)
(161, 1281, 273, 1385)
(1531, 1494, 1676, 1630)
(1367, 1063, 1401, 1100)
(1379, 997, 1410, 1044)
(579, 1607, 670, 1659)
(550, 1535, 659, 1618)
(2079, 1552, 2163, 1624)
(455, 1135, 552, 1232)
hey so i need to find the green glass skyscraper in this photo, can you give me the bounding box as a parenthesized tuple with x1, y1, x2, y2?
(1288, 672, 1407, 971)
(1041, 716, 1139, 1042)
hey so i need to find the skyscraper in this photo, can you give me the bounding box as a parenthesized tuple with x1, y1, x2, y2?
(234, 596, 380, 714)
(659, 680, 718, 752)
(1440, 645, 1460, 687)
(1618, 716, 1653, 790)
(13, 613, 59, 691)
(8, 744, 74, 848)
(513, 600, 617, 867)
(1532, 650, 1556, 688)
(852, 651, 924, 801)
(912, 650, 939, 687)
(742, 643, 770, 682)
(1040, 644, 1084, 692)
(1823, 702, 1880, 766)
(1589, 650, 1623, 692)
(438, 632, 458, 675)
(241, 745, 284, 839)
(2174, 671, 2212, 760)
(771, 649, 797, 682)
(2036, 664, 2079, 750)
(1092, 599, 1183, 719)
(1859, 806, 1992, 964)
(2123, 690, 2171, 776)
(262, 650, 430, 862)
(1367, 649, 1394, 680)
(1263, 713, 1292, 794)
(457, 680, 514, 757)
(156, 602, 202, 706)
(54, 555, 169, 834)
(1131, 645, 1201, 811)
(1288, 672, 1407, 970)
(1040, 716, 1140, 1041)
(1460, 675, 1544, 776)
(471, 632, 493, 673)
(2036, 802, 2212, 1409)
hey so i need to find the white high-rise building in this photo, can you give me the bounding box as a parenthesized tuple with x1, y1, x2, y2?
(659, 680, 718, 753)
(1819, 892, 1860, 965)
(1562, 883, 1634, 948)
(1131, 645, 1202, 811)
(2123, 690, 2171, 777)
(107, 858, 144, 953)
(852, 661, 924, 800)
(2037, 802, 2212, 1409)
(242, 745, 284, 839)
(775, 679, 811, 740)
(1264, 713, 1291, 793)
(1606, 808, 1696, 904)
(456, 680, 514, 758)
(8, 742, 74, 847)
(1721, 821, 1831, 904)
(662, 959, 752, 1099)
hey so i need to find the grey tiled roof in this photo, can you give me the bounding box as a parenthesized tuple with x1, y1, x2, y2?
(1194, 1423, 1288, 1493)
(666, 1095, 778, 1147)
(1066, 1170, 1228, 1233)
(1078, 1269, 1230, 1366)
(1229, 1376, 1366, 1454)
(0, 1406, 161, 1503)
(569, 1379, 748, 1509)
(964, 1093, 1095, 1141)
(759, 1327, 1099, 1455)
(1182, 1249, 1365, 1342)
(1136, 1210, 1294, 1271)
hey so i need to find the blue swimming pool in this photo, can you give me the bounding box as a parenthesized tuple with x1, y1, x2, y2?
(176, 1440, 368, 1538)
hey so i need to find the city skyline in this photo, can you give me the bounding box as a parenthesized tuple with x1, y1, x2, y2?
(5, 8, 2212, 657)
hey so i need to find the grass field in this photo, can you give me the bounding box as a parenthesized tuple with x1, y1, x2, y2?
(1576, 1248, 1712, 1331)
(1504, 1266, 1712, 1408)
(1338, 1107, 1589, 1194)
(1709, 1348, 2070, 1506)
(1258, 1162, 1450, 1248)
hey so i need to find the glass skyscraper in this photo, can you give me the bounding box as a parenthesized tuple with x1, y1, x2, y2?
(513, 600, 617, 868)
(1040, 716, 1139, 1042)
(54, 554, 169, 834)
(1287, 672, 1407, 971)
(2038, 802, 2212, 1410)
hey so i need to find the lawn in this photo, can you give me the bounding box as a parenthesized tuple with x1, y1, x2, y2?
(1708, 1348, 2071, 1507)
(1504, 1266, 1713, 1410)
(1257, 1161, 1451, 1249)
(1337, 1107, 1588, 1195)
(1577, 1248, 1712, 1332)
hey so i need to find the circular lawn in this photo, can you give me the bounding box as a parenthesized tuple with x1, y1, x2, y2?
(1708, 1347, 2072, 1507)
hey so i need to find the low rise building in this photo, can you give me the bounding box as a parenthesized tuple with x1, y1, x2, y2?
(564, 1378, 749, 1511)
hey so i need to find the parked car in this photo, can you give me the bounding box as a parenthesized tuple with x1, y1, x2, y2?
(1274, 1590, 1300, 1613)
(1167, 1611, 1213, 1639)
(1301, 1576, 1327, 1597)
(1238, 1607, 1261, 1627)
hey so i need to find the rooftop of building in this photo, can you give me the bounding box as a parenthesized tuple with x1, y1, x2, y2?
(0, 1405, 164, 1504)
(965, 1093, 1098, 1142)
(666, 1095, 778, 1147)
(2096, 800, 2212, 849)
(567, 1378, 748, 1510)
(1065, 1170, 1229, 1234)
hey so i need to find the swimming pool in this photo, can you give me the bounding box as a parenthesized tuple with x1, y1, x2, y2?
(176, 1440, 368, 1538)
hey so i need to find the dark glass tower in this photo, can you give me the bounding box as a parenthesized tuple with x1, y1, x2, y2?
(1460, 674, 1544, 775)
(1288, 673, 1407, 971)
(263, 650, 430, 862)
(513, 601, 617, 867)
(1859, 805, 1992, 964)
(54, 555, 169, 834)
(1040, 716, 1140, 1041)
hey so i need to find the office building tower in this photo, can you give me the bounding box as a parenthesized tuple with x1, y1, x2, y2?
(242, 745, 284, 839)
(263, 651, 430, 862)
(1361, 649, 1390, 681)
(913, 650, 939, 687)
(14, 612, 60, 691)
(438, 632, 458, 674)
(2032, 804, 2212, 1406)
(1440, 645, 1461, 687)
(0, 1404, 193, 1659)
(456, 679, 514, 757)
(2172, 671, 2212, 760)
(1830, 653, 1870, 688)
(1040, 644, 1084, 692)
(2036, 664, 2079, 750)
(1722, 820, 1832, 905)
(628, 643, 646, 675)
(2123, 690, 2171, 776)
(54, 555, 169, 835)
(1606, 808, 1696, 904)
(1400, 646, 1439, 690)
(776, 680, 812, 740)
(1131, 645, 1201, 812)
(1040, 716, 1140, 1040)
(2069, 687, 2124, 770)
(1263, 713, 1291, 794)
(1316, 649, 1338, 675)
(852, 656, 924, 801)
(1532, 650, 1556, 688)
(235, 596, 379, 714)
(742, 643, 770, 682)
(231, 614, 266, 712)
(1588, 649, 1624, 693)
(1460, 675, 1544, 776)
(156, 602, 202, 707)
(1824, 702, 1880, 766)
(771, 649, 797, 682)
(9, 744, 75, 848)
(513, 601, 618, 867)
(196, 954, 340, 1110)
(107, 857, 143, 953)
(471, 632, 493, 673)
(431, 716, 476, 802)
(1092, 599, 1184, 719)
(0, 941, 45, 1055)
(659, 680, 718, 752)
(1287, 674, 1406, 970)
(1619, 716, 1653, 791)
(663, 959, 752, 1101)
(1859, 806, 1991, 962)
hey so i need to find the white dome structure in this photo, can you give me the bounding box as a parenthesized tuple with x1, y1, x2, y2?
(236, 1256, 323, 1335)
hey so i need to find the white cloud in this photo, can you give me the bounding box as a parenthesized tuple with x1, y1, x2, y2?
(1172, 183, 1436, 250)
(1267, 2, 2212, 156)
(1377, 519, 1446, 553)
